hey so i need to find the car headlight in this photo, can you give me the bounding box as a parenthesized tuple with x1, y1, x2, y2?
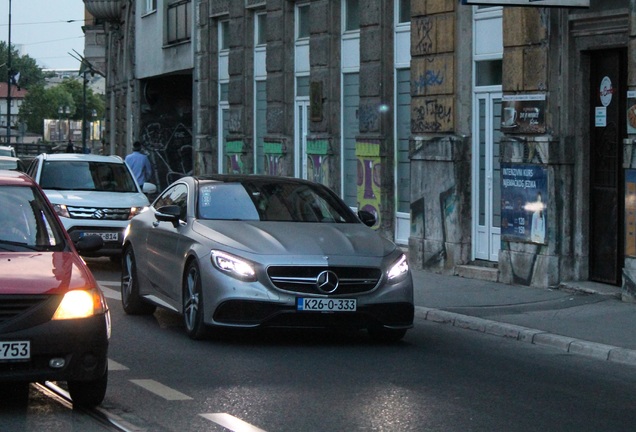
(52, 289, 108, 320)
(387, 254, 409, 282)
(128, 206, 147, 219)
(52, 204, 70, 218)
(211, 250, 257, 281)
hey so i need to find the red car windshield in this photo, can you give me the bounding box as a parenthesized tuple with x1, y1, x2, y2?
(0, 185, 67, 251)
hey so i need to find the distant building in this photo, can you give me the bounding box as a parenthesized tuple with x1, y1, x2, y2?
(0, 82, 27, 130)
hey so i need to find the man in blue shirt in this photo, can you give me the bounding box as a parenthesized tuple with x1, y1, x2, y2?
(125, 141, 153, 187)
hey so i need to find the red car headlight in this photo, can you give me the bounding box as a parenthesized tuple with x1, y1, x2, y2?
(52, 289, 108, 320)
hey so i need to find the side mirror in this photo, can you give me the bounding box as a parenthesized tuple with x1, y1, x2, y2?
(358, 210, 376, 227)
(69, 232, 104, 253)
(142, 182, 157, 194)
(155, 205, 182, 228)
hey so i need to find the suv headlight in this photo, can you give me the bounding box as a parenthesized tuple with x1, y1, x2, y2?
(129, 206, 147, 219)
(53, 204, 70, 218)
(387, 254, 409, 282)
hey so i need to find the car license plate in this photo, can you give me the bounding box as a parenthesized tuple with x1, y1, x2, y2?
(93, 232, 119, 242)
(297, 298, 357, 312)
(0, 341, 30, 361)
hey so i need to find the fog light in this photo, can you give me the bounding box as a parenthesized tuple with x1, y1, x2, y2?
(49, 358, 65, 369)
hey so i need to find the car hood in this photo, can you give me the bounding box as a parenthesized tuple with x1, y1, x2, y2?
(192, 220, 396, 257)
(43, 190, 149, 207)
(0, 251, 97, 295)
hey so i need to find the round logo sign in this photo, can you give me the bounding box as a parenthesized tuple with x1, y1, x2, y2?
(600, 76, 613, 107)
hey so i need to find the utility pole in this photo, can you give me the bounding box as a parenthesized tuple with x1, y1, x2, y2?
(5, 0, 11, 145)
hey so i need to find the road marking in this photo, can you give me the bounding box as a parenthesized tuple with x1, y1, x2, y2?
(100, 284, 121, 300)
(200, 413, 267, 432)
(108, 358, 129, 371)
(130, 379, 192, 400)
(99, 280, 121, 287)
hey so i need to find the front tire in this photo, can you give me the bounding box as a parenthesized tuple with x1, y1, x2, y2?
(68, 368, 108, 408)
(183, 261, 207, 340)
(121, 246, 155, 315)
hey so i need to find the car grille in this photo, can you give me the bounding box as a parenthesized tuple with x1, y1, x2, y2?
(67, 206, 131, 220)
(0, 295, 50, 324)
(267, 266, 382, 295)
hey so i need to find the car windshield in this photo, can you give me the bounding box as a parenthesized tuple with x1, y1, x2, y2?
(0, 147, 15, 157)
(0, 185, 67, 251)
(197, 180, 359, 223)
(39, 160, 138, 192)
(0, 159, 21, 171)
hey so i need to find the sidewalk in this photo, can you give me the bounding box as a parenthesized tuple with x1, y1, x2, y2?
(411, 269, 636, 367)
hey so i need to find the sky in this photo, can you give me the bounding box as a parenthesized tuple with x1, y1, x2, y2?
(0, 0, 85, 71)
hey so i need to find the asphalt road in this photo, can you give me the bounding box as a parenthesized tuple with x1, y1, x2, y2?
(1, 258, 635, 432)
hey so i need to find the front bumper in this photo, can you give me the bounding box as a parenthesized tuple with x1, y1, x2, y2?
(0, 313, 110, 383)
(213, 300, 414, 330)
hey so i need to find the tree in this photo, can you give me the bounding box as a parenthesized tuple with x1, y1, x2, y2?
(18, 78, 105, 136)
(0, 41, 45, 89)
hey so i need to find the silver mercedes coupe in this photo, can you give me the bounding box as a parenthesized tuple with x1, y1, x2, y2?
(120, 175, 413, 342)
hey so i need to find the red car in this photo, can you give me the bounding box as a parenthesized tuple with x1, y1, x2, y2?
(0, 170, 110, 407)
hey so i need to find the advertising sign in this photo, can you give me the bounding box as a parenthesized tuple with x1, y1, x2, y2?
(501, 164, 547, 244)
(501, 94, 546, 134)
(626, 170, 636, 257)
(627, 91, 636, 134)
(462, 0, 588, 7)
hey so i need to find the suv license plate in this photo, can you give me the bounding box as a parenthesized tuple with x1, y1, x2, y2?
(297, 298, 356, 312)
(0, 341, 30, 361)
(93, 232, 119, 242)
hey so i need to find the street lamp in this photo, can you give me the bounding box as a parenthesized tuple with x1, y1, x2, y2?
(5, 0, 12, 145)
(91, 109, 97, 152)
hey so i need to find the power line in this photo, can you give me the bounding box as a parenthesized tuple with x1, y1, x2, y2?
(0, 19, 85, 27)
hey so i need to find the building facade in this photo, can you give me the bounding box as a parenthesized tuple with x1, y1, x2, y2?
(83, 0, 636, 301)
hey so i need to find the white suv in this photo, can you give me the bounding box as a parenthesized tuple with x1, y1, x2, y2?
(27, 153, 157, 258)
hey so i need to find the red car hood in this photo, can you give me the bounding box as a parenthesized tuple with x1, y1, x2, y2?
(0, 251, 97, 295)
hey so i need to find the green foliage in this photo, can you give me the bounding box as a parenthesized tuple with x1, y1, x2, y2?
(1, 41, 105, 137)
(0, 41, 45, 88)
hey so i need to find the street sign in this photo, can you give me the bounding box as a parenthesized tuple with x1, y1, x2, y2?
(462, 0, 589, 7)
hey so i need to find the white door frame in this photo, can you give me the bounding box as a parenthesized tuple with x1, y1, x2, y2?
(294, 99, 309, 179)
(472, 89, 501, 262)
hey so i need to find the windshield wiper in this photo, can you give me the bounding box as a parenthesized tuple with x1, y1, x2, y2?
(0, 240, 38, 251)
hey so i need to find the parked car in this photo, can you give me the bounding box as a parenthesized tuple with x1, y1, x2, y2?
(0, 145, 17, 157)
(26, 153, 157, 258)
(0, 170, 110, 407)
(121, 175, 414, 342)
(0, 155, 25, 172)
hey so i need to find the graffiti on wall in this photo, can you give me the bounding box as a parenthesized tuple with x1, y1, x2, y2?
(225, 140, 246, 174)
(411, 97, 454, 133)
(264, 141, 285, 176)
(306, 139, 330, 185)
(140, 122, 193, 191)
(356, 140, 382, 229)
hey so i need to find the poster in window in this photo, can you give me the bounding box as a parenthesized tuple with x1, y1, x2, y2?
(501, 164, 547, 244)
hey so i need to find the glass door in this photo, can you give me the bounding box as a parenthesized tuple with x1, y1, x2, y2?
(473, 92, 502, 261)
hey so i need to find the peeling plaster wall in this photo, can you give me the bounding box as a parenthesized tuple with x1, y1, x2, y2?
(409, 135, 471, 272)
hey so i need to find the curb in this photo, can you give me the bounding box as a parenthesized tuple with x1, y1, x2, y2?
(415, 306, 636, 367)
